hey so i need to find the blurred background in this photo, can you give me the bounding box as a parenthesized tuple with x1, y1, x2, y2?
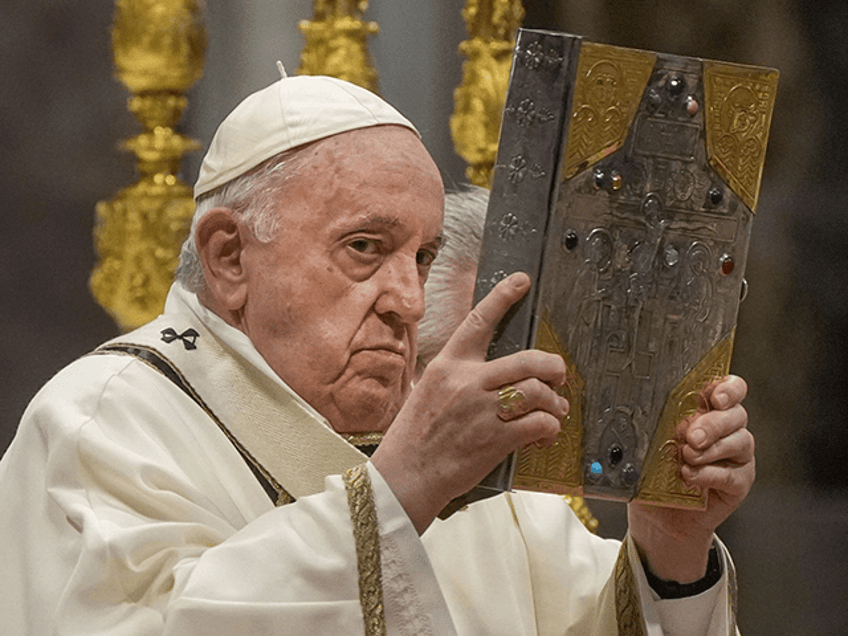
(1, 0, 845, 633)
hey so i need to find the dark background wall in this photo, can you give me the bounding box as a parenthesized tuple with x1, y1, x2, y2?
(2, 1, 846, 633)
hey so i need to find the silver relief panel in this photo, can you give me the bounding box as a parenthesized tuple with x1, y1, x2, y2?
(462, 29, 775, 508)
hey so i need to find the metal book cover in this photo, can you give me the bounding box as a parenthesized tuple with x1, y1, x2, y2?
(468, 29, 778, 509)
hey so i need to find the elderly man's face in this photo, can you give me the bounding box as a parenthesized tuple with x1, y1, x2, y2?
(239, 126, 444, 432)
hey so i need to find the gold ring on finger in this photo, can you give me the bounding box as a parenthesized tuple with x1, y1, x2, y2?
(498, 385, 527, 420)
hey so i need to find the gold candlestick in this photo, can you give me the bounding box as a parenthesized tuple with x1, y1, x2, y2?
(91, 0, 206, 331)
(450, 0, 524, 188)
(297, 0, 380, 93)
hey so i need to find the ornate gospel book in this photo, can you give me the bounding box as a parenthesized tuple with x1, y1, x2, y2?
(469, 29, 778, 509)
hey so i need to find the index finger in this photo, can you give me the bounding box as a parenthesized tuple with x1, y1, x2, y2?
(441, 272, 531, 360)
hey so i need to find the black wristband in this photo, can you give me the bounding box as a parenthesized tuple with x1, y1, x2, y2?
(644, 544, 722, 600)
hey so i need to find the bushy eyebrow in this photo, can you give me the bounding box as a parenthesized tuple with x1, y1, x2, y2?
(336, 212, 443, 248)
(331, 212, 399, 233)
(355, 213, 401, 229)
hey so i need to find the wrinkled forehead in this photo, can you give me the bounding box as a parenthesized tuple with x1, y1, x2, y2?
(276, 126, 444, 230)
(294, 127, 442, 191)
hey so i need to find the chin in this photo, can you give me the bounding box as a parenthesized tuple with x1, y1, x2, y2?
(330, 382, 404, 433)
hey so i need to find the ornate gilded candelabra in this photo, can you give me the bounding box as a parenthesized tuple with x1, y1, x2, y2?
(451, 0, 524, 188)
(297, 0, 380, 92)
(91, 0, 206, 331)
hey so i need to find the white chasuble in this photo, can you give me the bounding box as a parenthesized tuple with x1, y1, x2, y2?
(0, 284, 737, 636)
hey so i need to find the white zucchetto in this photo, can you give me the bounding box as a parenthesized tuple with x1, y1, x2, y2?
(194, 72, 419, 200)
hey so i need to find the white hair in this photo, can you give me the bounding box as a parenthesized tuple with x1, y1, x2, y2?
(417, 185, 489, 366)
(175, 147, 310, 293)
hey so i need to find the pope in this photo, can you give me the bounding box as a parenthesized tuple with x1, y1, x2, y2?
(0, 69, 754, 635)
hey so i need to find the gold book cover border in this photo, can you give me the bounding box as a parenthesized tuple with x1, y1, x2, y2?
(561, 41, 656, 179)
(703, 61, 779, 213)
(635, 330, 736, 509)
(513, 313, 584, 494)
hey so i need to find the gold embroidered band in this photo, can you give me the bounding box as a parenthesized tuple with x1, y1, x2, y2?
(343, 464, 387, 636)
(727, 548, 739, 635)
(614, 542, 646, 636)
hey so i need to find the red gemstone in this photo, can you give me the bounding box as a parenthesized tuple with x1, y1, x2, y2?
(686, 96, 699, 116)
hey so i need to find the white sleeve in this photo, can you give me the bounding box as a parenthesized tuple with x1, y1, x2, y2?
(632, 536, 739, 636)
(367, 464, 458, 636)
(502, 491, 738, 636)
(0, 356, 453, 636)
(0, 356, 737, 636)
(164, 465, 455, 636)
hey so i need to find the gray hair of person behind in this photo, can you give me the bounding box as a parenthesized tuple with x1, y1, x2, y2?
(175, 148, 305, 293)
(417, 185, 489, 367)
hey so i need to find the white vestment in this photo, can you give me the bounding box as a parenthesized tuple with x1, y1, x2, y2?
(0, 284, 737, 635)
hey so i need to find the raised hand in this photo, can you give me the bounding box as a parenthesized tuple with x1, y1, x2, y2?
(372, 272, 569, 533)
(628, 375, 754, 582)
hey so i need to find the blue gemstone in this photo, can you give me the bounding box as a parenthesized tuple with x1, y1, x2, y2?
(590, 461, 603, 475)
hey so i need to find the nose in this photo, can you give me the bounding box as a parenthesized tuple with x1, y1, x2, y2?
(374, 253, 425, 324)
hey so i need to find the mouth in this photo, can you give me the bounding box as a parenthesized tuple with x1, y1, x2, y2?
(356, 344, 407, 358)
(347, 346, 409, 387)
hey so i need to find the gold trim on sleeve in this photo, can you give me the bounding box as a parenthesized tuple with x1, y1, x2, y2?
(340, 431, 385, 447)
(726, 545, 739, 634)
(343, 464, 387, 636)
(614, 542, 647, 636)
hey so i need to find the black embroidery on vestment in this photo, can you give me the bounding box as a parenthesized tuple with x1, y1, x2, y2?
(160, 327, 200, 350)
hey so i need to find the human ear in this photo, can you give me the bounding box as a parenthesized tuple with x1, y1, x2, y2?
(195, 207, 249, 311)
